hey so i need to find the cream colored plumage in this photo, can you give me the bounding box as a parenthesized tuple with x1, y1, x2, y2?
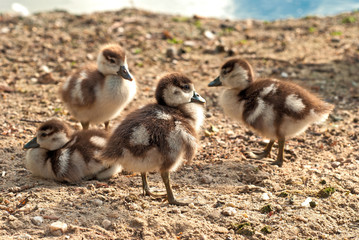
(24, 119, 121, 182)
(60, 44, 136, 130)
(209, 58, 334, 166)
(100, 73, 206, 205)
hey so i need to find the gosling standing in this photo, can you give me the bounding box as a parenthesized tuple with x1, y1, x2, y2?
(101, 73, 206, 205)
(208, 58, 333, 166)
(60, 44, 136, 130)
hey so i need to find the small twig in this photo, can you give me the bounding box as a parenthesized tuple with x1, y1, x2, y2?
(43, 215, 60, 220)
(20, 118, 44, 124)
(8, 184, 36, 193)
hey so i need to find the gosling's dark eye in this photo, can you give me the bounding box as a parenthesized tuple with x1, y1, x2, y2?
(222, 68, 231, 75)
(40, 133, 47, 137)
(123, 68, 127, 74)
(182, 85, 190, 91)
(108, 58, 116, 64)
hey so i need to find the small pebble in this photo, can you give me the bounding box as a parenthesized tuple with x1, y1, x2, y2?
(226, 130, 234, 135)
(86, 53, 94, 60)
(281, 72, 289, 78)
(16, 234, 32, 239)
(331, 37, 340, 43)
(331, 161, 341, 168)
(262, 193, 270, 200)
(199, 175, 213, 184)
(31, 216, 44, 226)
(92, 199, 103, 206)
(49, 221, 68, 236)
(166, 47, 176, 59)
(183, 40, 196, 47)
(102, 219, 112, 229)
(215, 45, 226, 53)
(200, 234, 207, 240)
(8, 215, 17, 221)
(301, 197, 312, 207)
(40, 65, 50, 73)
(204, 30, 215, 39)
(227, 202, 236, 208)
(222, 207, 237, 216)
(127, 203, 141, 211)
(188, 203, 195, 209)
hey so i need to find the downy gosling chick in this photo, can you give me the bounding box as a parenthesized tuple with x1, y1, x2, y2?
(101, 73, 206, 205)
(24, 119, 121, 182)
(208, 58, 333, 167)
(60, 43, 136, 130)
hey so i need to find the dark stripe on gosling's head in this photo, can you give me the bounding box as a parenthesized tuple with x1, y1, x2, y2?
(155, 72, 193, 105)
(221, 58, 255, 82)
(38, 119, 72, 137)
(101, 44, 126, 62)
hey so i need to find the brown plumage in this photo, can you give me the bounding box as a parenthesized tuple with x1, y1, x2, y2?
(209, 58, 334, 166)
(60, 43, 136, 130)
(24, 119, 121, 182)
(101, 73, 206, 205)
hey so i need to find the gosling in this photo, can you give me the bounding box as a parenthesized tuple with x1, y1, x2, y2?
(60, 43, 136, 130)
(208, 58, 333, 166)
(101, 73, 206, 205)
(24, 119, 121, 182)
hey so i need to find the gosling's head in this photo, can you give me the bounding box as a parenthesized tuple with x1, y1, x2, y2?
(155, 73, 206, 107)
(97, 44, 133, 80)
(24, 119, 72, 151)
(209, 58, 254, 90)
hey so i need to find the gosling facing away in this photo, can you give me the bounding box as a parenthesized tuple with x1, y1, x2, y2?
(100, 73, 206, 205)
(208, 58, 333, 166)
(60, 43, 137, 130)
(24, 119, 121, 182)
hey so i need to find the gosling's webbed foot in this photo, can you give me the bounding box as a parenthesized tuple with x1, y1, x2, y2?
(271, 159, 283, 167)
(244, 140, 274, 160)
(144, 189, 167, 198)
(141, 172, 167, 198)
(160, 171, 189, 206)
(245, 150, 271, 159)
(166, 196, 190, 206)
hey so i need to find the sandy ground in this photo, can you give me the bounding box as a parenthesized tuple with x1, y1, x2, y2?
(1, 8, 359, 239)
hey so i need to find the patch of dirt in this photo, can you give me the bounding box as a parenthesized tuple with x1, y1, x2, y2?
(1, 8, 359, 239)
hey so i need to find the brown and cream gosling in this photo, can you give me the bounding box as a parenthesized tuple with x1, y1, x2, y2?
(24, 119, 121, 182)
(100, 73, 206, 205)
(208, 58, 334, 167)
(60, 43, 137, 130)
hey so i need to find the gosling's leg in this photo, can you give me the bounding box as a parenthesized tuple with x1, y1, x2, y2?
(246, 140, 274, 159)
(81, 121, 89, 130)
(161, 171, 188, 206)
(141, 172, 166, 197)
(271, 138, 285, 167)
(104, 121, 110, 130)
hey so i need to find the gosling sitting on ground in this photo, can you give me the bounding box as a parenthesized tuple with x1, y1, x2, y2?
(24, 119, 121, 182)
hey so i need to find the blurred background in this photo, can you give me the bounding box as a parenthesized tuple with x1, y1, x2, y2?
(0, 0, 358, 20)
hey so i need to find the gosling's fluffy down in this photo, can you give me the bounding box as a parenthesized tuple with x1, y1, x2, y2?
(100, 73, 206, 205)
(60, 44, 136, 130)
(209, 58, 334, 166)
(24, 119, 121, 182)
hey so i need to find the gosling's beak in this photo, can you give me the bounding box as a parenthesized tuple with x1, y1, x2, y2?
(23, 137, 40, 149)
(191, 91, 206, 104)
(117, 65, 133, 81)
(208, 76, 222, 87)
